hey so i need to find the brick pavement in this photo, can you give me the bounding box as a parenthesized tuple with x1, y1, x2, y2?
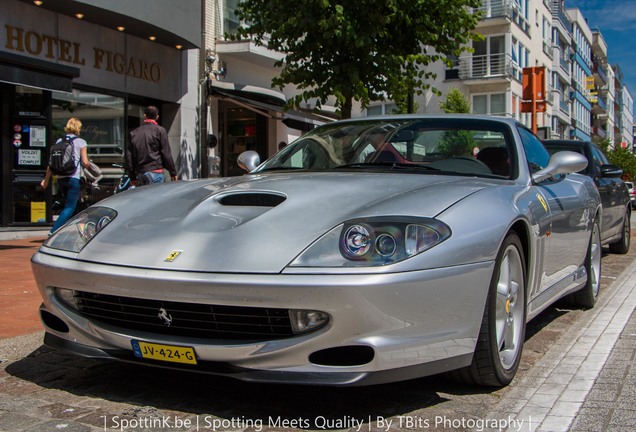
(0, 236, 46, 339)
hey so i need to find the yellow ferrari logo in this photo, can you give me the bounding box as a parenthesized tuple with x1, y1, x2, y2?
(536, 194, 548, 212)
(164, 250, 182, 262)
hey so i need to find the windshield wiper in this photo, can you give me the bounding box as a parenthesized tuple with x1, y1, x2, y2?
(256, 166, 305, 172)
(335, 163, 440, 171)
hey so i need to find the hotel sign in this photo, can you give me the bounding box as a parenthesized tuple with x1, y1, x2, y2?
(4, 25, 162, 83)
(0, 1, 184, 102)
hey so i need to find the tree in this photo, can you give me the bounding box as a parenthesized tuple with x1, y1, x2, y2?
(596, 138, 636, 180)
(232, 0, 481, 118)
(438, 87, 474, 156)
(439, 87, 471, 113)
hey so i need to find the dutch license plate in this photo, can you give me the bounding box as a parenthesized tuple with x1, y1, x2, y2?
(131, 340, 197, 365)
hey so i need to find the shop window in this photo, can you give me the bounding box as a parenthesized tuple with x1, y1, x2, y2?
(51, 89, 125, 198)
(13, 183, 46, 224)
(14, 86, 46, 118)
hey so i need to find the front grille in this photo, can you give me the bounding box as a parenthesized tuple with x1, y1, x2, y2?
(69, 291, 294, 340)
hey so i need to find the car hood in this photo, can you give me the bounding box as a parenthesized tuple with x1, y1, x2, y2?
(75, 172, 497, 273)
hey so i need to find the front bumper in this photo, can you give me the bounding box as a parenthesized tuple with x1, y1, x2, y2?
(32, 251, 494, 386)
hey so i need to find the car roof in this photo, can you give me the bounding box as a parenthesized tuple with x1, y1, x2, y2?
(542, 139, 590, 148)
(339, 113, 521, 126)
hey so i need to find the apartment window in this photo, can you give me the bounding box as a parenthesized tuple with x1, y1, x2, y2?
(511, 38, 528, 81)
(366, 103, 399, 116)
(473, 35, 505, 77)
(223, 0, 241, 35)
(473, 93, 507, 116)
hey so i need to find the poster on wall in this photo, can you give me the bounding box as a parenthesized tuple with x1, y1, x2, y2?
(31, 202, 46, 223)
(30, 125, 46, 147)
(18, 149, 41, 166)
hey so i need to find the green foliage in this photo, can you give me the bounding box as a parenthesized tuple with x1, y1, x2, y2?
(439, 87, 471, 113)
(437, 88, 473, 155)
(232, 0, 482, 118)
(596, 138, 636, 181)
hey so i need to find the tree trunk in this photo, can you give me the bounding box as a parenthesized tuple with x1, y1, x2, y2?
(341, 98, 353, 119)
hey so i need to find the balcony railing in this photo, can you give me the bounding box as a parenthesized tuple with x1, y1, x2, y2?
(592, 126, 607, 139)
(475, 0, 515, 20)
(593, 64, 608, 85)
(595, 95, 607, 113)
(559, 49, 571, 72)
(552, 1, 573, 32)
(458, 53, 515, 81)
(543, 40, 554, 59)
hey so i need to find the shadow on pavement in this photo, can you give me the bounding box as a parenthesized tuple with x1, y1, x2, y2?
(5, 342, 500, 428)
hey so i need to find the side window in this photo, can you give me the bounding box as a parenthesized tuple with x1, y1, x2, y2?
(518, 126, 551, 174)
(591, 145, 609, 166)
(281, 139, 329, 169)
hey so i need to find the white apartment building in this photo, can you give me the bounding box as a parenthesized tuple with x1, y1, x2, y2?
(202, 0, 634, 177)
(567, 7, 593, 140)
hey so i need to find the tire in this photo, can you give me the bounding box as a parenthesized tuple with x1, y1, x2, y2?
(609, 208, 630, 254)
(568, 219, 602, 309)
(454, 232, 526, 387)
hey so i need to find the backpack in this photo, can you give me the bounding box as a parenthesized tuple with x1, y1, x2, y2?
(49, 135, 78, 176)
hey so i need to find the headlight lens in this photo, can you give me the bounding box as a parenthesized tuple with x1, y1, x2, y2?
(290, 217, 451, 267)
(44, 206, 117, 253)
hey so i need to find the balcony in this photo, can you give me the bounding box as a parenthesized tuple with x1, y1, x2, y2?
(592, 94, 607, 114)
(543, 40, 554, 60)
(592, 126, 607, 139)
(458, 53, 515, 83)
(551, 1, 573, 33)
(593, 63, 608, 86)
(475, 0, 516, 23)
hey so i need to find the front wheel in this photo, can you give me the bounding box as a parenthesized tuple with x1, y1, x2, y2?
(454, 232, 526, 386)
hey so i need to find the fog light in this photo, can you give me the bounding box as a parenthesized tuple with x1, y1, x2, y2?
(289, 310, 329, 334)
(54, 288, 80, 311)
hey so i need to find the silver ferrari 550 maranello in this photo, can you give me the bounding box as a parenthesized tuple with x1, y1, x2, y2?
(32, 115, 601, 387)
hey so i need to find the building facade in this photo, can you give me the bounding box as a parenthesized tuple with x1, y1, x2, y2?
(369, 0, 633, 149)
(201, 0, 329, 178)
(0, 0, 201, 228)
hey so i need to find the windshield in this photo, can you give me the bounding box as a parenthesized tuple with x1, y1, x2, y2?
(256, 118, 515, 178)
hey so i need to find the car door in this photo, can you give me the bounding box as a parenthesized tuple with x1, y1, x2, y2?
(519, 128, 590, 299)
(590, 144, 623, 240)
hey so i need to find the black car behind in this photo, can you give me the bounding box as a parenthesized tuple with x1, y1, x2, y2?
(543, 139, 630, 254)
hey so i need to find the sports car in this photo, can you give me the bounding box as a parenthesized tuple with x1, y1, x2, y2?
(32, 115, 600, 387)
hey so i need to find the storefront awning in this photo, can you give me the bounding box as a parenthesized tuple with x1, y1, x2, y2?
(0, 51, 79, 93)
(208, 80, 334, 132)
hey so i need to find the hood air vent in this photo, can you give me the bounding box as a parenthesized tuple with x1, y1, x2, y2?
(217, 192, 286, 207)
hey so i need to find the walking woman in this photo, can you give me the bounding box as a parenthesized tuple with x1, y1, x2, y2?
(40, 117, 91, 235)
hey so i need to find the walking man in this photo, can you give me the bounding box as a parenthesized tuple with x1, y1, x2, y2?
(126, 105, 177, 186)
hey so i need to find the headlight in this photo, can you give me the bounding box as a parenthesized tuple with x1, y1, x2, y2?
(290, 217, 451, 267)
(44, 206, 117, 253)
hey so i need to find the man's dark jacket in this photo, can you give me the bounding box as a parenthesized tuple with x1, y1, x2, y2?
(125, 121, 177, 178)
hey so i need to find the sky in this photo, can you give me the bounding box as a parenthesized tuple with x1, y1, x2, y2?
(565, 0, 636, 101)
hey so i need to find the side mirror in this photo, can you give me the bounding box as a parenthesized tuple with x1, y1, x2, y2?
(600, 164, 623, 178)
(532, 151, 588, 183)
(237, 150, 261, 172)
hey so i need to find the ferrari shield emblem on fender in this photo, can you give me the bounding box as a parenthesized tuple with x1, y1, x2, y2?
(164, 250, 182, 262)
(536, 193, 548, 212)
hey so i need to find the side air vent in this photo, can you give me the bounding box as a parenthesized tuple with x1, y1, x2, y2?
(217, 193, 286, 207)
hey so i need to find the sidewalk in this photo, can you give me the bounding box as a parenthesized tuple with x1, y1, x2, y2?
(484, 254, 636, 431)
(0, 235, 46, 339)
